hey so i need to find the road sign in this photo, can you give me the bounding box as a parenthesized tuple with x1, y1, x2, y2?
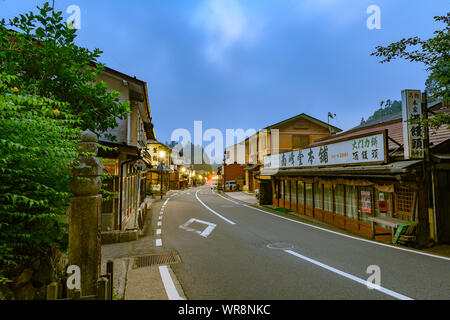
(157, 163, 164, 171)
(134, 159, 147, 171)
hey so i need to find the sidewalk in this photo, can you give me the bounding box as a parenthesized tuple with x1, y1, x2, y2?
(101, 191, 186, 300)
(225, 191, 258, 204)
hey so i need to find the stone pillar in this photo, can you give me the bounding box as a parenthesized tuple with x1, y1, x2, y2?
(68, 130, 103, 297)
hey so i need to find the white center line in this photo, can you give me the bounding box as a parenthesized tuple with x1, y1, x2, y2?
(195, 191, 236, 225)
(284, 249, 413, 300)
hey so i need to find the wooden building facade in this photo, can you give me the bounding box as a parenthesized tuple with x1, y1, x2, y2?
(262, 101, 450, 245)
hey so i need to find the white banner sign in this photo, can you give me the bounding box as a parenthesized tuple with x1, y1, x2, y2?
(401, 89, 424, 159)
(264, 132, 386, 169)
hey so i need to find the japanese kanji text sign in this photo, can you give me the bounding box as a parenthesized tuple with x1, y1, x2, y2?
(401, 89, 424, 159)
(264, 132, 387, 169)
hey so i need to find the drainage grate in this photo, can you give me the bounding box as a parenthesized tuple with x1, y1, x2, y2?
(133, 252, 181, 269)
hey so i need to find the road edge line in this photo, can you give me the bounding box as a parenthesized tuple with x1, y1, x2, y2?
(284, 249, 413, 300)
(214, 192, 450, 261)
(195, 190, 236, 225)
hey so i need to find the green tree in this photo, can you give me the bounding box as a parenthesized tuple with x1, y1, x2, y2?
(0, 2, 130, 138)
(0, 74, 81, 283)
(371, 13, 449, 129)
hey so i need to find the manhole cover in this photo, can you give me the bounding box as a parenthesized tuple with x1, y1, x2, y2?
(133, 252, 181, 269)
(267, 242, 294, 250)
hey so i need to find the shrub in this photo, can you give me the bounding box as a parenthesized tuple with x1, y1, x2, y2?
(0, 74, 81, 282)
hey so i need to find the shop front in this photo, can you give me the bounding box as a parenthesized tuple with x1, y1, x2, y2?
(270, 164, 420, 241)
(263, 130, 427, 242)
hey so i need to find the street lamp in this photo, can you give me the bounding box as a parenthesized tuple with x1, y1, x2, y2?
(159, 150, 166, 200)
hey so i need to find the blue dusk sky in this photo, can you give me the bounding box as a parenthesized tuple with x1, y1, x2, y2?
(1, 0, 448, 149)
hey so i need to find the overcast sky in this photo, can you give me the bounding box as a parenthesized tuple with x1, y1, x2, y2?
(1, 0, 448, 150)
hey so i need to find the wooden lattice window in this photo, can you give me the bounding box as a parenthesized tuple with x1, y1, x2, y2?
(397, 187, 414, 216)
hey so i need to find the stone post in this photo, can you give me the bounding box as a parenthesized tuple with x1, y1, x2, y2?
(68, 130, 103, 297)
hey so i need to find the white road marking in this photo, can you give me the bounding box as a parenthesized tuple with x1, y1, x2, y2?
(179, 218, 217, 238)
(284, 249, 413, 300)
(195, 191, 236, 225)
(156, 229, 161, 235)
(156, 239, 162, 246)
(159, 265, 185, 300)
(215, 192, 450, 262)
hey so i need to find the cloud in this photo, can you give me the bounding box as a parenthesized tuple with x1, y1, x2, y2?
(193, 0, 260, 67)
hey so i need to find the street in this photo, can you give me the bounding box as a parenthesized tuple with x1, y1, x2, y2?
(160, 186, 450, 300)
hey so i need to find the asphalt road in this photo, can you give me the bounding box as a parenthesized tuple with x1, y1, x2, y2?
(160, 186, 450, 300)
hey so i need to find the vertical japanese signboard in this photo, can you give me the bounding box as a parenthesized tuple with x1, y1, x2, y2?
(401, 89, 424, 159)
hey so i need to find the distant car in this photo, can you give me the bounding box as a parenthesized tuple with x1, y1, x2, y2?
(211, 182, 218, 190)
(225, 180, 238, 191)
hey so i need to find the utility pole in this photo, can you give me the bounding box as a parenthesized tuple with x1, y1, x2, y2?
(421, 91, 437, 242)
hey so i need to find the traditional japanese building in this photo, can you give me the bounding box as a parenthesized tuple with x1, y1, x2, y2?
(261, 97, 450, 246)
(224, 113, 341, 192)
(96, 66, 155, 232)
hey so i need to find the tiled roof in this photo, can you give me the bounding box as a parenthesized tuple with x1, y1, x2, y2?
(310, 108, 450, 151)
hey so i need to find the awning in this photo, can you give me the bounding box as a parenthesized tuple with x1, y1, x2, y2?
(244, 165, 260, 171)
(260, 160, 422, 178)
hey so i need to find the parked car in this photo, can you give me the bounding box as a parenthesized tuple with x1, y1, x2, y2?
(225, 180, 238, 191)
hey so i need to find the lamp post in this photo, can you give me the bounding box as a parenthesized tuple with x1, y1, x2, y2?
(222, 150, 227, 192)
(159, 150, 166, 200)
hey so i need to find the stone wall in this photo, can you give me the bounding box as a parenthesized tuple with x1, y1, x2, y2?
(0, 250, 67, 300)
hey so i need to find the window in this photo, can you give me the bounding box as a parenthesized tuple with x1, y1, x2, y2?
(375, 190, 392, 218)
(275, 180, 279, 199)
(305, 183, 313, 207)
(345, 186, 358, 219)
(292, 135, 310, 149)
(298, 181, 305, 206)
(324, 186, 333, 212)
(290, 181, 297, 205)
(314, 183, 322, 210)
(260, 136, 267, 150)
(397, 186, 414, 217)
(334, 185, 345, 215)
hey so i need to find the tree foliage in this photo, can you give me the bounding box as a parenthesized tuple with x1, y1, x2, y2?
(360, 100, 402, 125)
(0, 2, 130, 139)
(0, 74, 81, 282)
(371, 13, 449, 128)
